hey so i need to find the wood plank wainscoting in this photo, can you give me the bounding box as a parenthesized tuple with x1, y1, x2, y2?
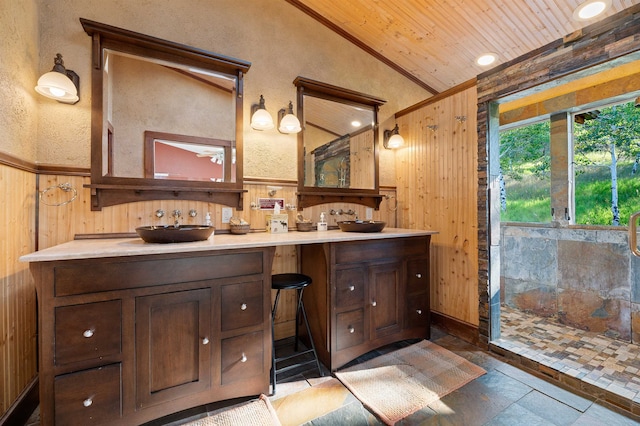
(395, 82, 480, 340)
(0, 159, 38, 425)
(0, 155, 397, 422)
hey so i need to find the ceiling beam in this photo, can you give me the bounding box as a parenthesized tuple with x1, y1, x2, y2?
(500, 72, 640, 126)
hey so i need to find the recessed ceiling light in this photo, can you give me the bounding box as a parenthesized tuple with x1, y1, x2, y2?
(573, 0, 611, 21)
(351, 120, 361, 127)
(476, 53, 497, 67)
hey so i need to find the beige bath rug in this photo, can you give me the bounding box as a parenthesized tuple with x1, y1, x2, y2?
(335, 340, 486, 425)
(180, 394, 281, 426)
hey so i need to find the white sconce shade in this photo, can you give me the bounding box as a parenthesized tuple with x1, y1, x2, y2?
(35, 54, 79, 104)
(383, 124, 404, 149)
(278, 101, 301, 134)
(251, 95, 274, 130)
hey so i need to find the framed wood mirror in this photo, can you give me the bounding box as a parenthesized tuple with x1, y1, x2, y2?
(81, 18, 251, 210)
(294, 77, 386, 209)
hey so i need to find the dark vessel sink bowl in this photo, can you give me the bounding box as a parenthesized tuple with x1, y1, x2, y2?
(135, 225, 214, 243)
(337, 221, 386, 233)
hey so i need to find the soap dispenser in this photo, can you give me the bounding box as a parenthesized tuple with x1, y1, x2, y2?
(317, 212, 328, 231)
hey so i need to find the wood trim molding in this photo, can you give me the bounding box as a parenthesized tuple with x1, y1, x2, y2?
(0, 151, 37, 173)
(0, 376, 38, 426)
(431, 311, 481, 348)
(36, 164, 90, 176)
(396, 78, 477, 118)
(284, 0, 439, 95)
(0, 152, 90, 176)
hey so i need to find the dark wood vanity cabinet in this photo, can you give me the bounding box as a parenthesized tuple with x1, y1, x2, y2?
(301, 236, 431, 371)
(31, 247, 274, 425)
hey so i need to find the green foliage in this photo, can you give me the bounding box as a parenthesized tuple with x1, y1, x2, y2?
(574, 102, 640, 160)
(500, 171, 550, 222)
(575, 164, 640, 225)
(500, 121, 550, 180)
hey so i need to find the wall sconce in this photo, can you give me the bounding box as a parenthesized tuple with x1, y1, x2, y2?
(278, 101, 301, 134)
(426, 124, 438, 132)
(250, 95, 274, 130)
(383, 124, 404, 149)
(35, 54, 79, 104)
(455, 115, 467, 123)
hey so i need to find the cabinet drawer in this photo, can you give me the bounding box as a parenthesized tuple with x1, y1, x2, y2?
(221, 280, 264, 331)
(54, 251, 264, 296)
(54, 363, 121, 425)
(406, 258, 429, 294)
(335, 267, 365, 308)
(55, 300, 121, 366)
(406, 293, 429, 329)
(334, 237, 428, 265)
(336, 309, 365, 350)
(221, 331, 264, 385)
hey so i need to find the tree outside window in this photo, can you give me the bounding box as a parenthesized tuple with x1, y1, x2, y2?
(573, 100, 640, 226)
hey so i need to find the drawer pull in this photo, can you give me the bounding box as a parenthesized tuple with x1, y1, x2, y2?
(416, 309, 423, 315)
(416, 273, 422, 278)
(83, 329, 94, 338)
(348, 326, 355, 334)
(202, 337, 210, 345)
(371, 300, 377, 307)
(240, 303, 247, 311)
(349, 285, 355, 291)
(241, 353, 247, 363)
(83, 397, 93, 407)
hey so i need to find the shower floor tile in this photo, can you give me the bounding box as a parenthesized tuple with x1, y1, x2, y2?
(493, 305, 640, 415)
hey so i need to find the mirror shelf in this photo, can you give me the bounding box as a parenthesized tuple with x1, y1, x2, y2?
(80, 18, 251, 211)
(85, 184, 246, 210)
(294, 77, 386, 210)
(297, 191, 384, 210)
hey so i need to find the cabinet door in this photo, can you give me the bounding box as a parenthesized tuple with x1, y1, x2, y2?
(136, 288, 212, 409)
(369, 262, 402, 340)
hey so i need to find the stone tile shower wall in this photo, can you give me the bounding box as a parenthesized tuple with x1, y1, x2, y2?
(501, 224, 640, 343)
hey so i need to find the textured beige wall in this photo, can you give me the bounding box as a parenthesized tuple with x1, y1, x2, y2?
(0, 0, 39, 161)
(35, 0, 430, 184)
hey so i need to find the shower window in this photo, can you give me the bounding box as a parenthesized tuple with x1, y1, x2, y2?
(499, 119, 551, 223)
(572, 99, 640, 226)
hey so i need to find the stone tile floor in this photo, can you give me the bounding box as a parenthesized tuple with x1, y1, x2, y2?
(25, 320, 640, 425)
(170, 324, 640, 425)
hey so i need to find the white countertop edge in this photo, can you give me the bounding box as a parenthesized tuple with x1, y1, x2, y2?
(20, 228, 437, 263)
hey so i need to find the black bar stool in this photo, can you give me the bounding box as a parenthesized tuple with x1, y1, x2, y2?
(271, 273, 323, 393)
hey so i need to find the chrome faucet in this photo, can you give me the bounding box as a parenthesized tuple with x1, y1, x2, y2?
(172, 209, 182, 228)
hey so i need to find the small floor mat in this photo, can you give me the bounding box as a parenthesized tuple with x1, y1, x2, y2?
(335, 340, 486, 425)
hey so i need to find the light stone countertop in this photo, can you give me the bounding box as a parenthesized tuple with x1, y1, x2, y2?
(20, 228, 437, 263)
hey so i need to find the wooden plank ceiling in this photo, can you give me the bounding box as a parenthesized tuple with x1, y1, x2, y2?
(286, 0, 639, 94)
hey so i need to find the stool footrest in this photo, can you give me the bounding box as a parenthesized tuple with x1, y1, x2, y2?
(274, 358, 319, 375)
(275, 349, 316, 365)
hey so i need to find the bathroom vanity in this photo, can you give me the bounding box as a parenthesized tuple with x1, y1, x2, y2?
(21, 228, 434, 425)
